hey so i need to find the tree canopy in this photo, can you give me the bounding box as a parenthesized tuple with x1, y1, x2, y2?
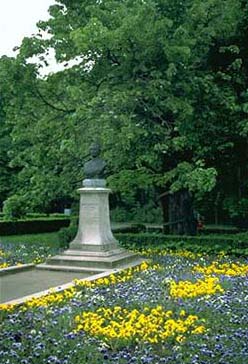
(1, 0, 248, 231)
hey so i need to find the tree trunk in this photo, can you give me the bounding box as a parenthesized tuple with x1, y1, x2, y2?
(164, 190, 197, 235)
(214, 192, 220, 225)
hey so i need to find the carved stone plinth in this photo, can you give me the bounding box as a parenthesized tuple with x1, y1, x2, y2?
(70, 187, 118, 250)
(38, 187, 142, 273)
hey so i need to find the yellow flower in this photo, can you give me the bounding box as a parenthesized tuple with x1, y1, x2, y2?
(192, 325, 206, 334)
(20, 287, 77, 309)
(169, 277, 224, 299)
(138, 248, 202, 259)
(176, 335, 185, 343)
(73, 261, 157, 289)
(0, 250, 7, 257)
(194, 262, 248, 276)
(73, 305, 205, 345)
(0, 303, 16, 311)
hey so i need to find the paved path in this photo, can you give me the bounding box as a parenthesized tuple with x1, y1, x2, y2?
(0, 269, 91, 303)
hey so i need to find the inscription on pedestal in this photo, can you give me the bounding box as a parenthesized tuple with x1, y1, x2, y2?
(82, 204, 99, 221)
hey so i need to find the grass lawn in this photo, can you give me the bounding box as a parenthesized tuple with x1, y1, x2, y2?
(0, 240, 248, 364)
(0, 232, 60, 247)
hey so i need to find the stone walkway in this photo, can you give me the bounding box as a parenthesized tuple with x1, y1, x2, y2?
(0, 269, 91, 303)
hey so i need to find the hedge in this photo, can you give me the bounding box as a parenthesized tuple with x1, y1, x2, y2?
(58, 225, 248, 256)
(116, 233, 248, 256)
(0, 218, 70, 236)
(199, 227, 239, 235)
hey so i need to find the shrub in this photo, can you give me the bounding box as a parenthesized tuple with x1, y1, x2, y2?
(58, 225, 77, 248)
(57, 226, 248, 256)
(110, 207, 133, 222)
(116, 233, 248, 256)
(26, 213, 67, 219)
(131, 203, 163, 224)
(3, 195, 28, 220)
(0, 218, 70, 236)
(110, 203, 163, 224)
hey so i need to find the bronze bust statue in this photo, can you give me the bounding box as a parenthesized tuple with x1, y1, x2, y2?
(83, 142, 106, 179)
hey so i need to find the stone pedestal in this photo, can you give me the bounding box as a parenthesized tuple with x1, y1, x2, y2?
(38, 186, 142, 273)
(69, 187, 118, 251)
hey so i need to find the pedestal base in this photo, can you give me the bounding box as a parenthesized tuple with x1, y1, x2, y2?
(38, 250, 142, 273)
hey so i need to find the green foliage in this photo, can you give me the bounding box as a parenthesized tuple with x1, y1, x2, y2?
(3, 194, 28, 220)
(0, 212, 69, 221)
(57, 226, 248, 256)
(110, 207, 133, 223)
(156, 161, 217, 195)
(223, 197, 248, 219)
(58, 225, 77, 248)
(26, 213, 67, 219)
(117, 233, 248, 256)
(111, 202, 163, 224)
(1, 0, 248, 226)
(0, 55, 80, 213)
(0, 232, 60, 248)
(0, 218, 70, 236)
(0, 58, 20, 208)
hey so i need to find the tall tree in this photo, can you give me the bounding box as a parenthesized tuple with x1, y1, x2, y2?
(0, 55, 82, 212)
(0, 56, 22, 208)
(4, 0, 248, 232)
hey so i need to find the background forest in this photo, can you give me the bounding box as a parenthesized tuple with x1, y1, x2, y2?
(1, 0, 248, 233)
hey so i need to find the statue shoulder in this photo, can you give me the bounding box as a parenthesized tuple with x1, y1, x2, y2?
(83, 157, 106, 179)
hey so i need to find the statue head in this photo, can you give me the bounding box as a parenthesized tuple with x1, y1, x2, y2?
(89, 142, 101, 158)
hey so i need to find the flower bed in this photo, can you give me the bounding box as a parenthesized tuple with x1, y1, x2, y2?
(0, 242, 60, 268)
(0, 247, 247, 364)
